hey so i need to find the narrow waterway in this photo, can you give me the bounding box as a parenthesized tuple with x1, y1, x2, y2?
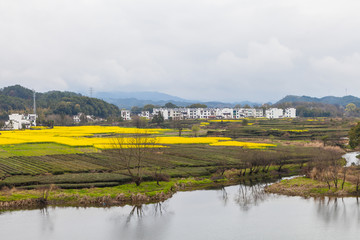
(343, 151, 360, 167)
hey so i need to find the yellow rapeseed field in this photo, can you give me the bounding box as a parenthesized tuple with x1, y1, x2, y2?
(0, 126, 232, 149)
(269, 128, 308, 133)
(210, 141, 276, 149)
(209, 120, 243, 123)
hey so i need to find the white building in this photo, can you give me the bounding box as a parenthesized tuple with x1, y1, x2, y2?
(255, 109, 264, 118)
(121, 110, 131, 121)
(265, 108, 284, 119)
(199, 108, 217, 119)
(4, 114, 35, 130)
(216, 108, 233, 119)
(233, 108, 264, 118)
(153, 108, 169, 120)
(26, 114, 37, 126)
(139, 111, 150, 119)
(284, 108, 296, 118)
(73, 113, 83, 123)
(136, 107, 294, 121)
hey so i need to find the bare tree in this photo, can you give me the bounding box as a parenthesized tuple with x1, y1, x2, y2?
(111, 131, 157, 186)
(341, 167, 347, 190)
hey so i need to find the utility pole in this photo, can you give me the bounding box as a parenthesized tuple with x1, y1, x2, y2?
(33, 89, 36, 115)
(33, 89, 37, 127)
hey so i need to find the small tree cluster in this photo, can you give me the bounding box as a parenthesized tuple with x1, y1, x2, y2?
(306, 150, 345, 189)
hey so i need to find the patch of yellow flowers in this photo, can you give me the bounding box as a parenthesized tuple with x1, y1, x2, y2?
(269, 128, 308, 133)
(210, 141, 276, 149)
(0, 126, 232, 149)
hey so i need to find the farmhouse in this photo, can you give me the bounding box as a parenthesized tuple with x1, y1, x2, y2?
(121, 110, 131, 121)
(3, 114, 37, 130)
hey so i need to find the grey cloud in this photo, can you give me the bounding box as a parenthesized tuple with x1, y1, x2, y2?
(1, 0, 360, 102)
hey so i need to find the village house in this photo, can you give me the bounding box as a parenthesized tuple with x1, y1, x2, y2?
(121, 110, 131, 121)
(151, 107, 290, 120)
(139, 111, 150, 119)
(3, 113, 37, 130)
(284, 108, 296, 118)
(265, 108, 284, 119)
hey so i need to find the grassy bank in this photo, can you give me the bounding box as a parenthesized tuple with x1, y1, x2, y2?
(265, 177, 360, 197)
(0, 167, 300, 210)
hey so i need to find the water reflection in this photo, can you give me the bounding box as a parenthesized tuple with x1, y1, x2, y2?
(216, 182, 271, 211)
(217, 187, 229, 206)
(39, 207, 54, 234)
(314, 197, 360, 225)
(234, 183, 269, 211)
(124, 202, 167, 224)
(2, 183, 360, 240)
(113, 201, 173, 240)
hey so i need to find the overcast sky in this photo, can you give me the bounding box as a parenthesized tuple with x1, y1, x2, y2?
(1, 0, 360, 102)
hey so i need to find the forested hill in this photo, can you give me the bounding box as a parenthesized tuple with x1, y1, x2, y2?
(0, 85, 120, 118)
(276, 95, 360, 107)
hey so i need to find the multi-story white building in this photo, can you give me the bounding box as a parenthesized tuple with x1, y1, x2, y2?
(121, 110, 131, 121)
(153, 108, 169, 120)
(139, 111, 150, 119)
(255, 109, 264, 118)
(150, 107, 294, 121)
(233, 108, 264, 118)
(265, 108, 284, 119)
(216, 108, 233, 119)
(199, 108, 217, 119)
(284, 108, 296, 118)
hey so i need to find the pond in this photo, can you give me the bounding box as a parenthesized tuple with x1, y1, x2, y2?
(1, 183, 360, 240)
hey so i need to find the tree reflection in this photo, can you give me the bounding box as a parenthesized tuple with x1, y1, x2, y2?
(116, 201, 172, 240)
(125, 204, 145, 224)
(124, 202, 168, 224)
(39, 206, 54, 234)
(314, 197, 360, 225)
(234, 183, 269, 211)
(217, 186, 229, 206)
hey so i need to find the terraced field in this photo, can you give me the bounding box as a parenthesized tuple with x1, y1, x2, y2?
(0, 143, 333, 189)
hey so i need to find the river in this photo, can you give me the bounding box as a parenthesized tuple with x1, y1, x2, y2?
(1, 153, 360, 240)
(1, 184, 360, 239)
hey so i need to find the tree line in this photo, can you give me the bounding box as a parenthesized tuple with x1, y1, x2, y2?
(0, 85, 120, 120)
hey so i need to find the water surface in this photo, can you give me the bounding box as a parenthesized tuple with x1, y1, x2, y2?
(1, 184, 360, 240)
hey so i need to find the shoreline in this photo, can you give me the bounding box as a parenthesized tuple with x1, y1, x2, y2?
(265, 176, 360, 198)
(0, 172, 291, 211)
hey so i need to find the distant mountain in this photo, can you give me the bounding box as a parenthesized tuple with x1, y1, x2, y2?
(276, 95, 360, 107)
(95, 91, 188, 102)
(94, 91, 260, 109)
(100, 98, 259, 109)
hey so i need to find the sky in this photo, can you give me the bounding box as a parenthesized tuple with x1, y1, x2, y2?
(1, 0, 360, 103)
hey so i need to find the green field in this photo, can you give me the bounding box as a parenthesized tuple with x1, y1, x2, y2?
(0, 118, 354, 191)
